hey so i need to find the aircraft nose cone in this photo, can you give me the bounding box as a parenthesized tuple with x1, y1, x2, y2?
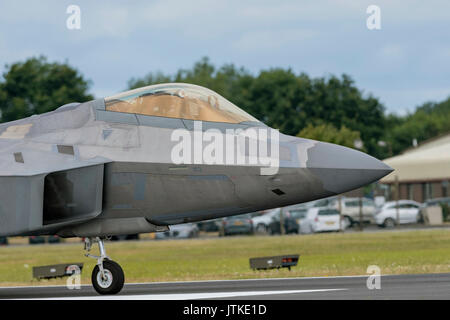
(304, 140, 393, 194)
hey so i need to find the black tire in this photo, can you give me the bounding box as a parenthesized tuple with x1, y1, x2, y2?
(343, 216, 352, 229)
(256, 224, 267, 234)
(92, 260, 125, 295)
(383, 218, 396, 229)
(417, 212, 424, 224)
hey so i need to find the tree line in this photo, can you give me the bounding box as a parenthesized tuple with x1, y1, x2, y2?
(1, 56, 448, 159)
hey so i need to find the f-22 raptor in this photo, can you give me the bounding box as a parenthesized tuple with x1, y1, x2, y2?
(0, 83, 392, 294)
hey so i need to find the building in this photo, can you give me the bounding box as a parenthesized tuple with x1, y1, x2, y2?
(380, 133, 450, 202)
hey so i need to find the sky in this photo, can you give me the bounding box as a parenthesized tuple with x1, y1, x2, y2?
(0, 0, 449, 115)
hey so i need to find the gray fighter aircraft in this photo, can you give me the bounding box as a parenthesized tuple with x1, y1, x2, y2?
(0, 83, 392, 294)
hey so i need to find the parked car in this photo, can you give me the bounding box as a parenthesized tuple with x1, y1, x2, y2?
(110, 234, 140, 241)
(220, 214, 254, 236)
(301, 207, 343, 233)
(422, 197, 450, 221)
(375, 200, 422, 228)
(252, 208, 281, 233)
(155, 223, 199, 239)
(308, 197, 337, 208)
(29, 236, 46, 244)
(267, 212, 299, 235)
(29, 235, 61, 244)
(0, 237, 7, 245)
(286, 206, 309, 234)
(329, 197, 376, 227)
(197, 219, 221, 232)
(253, 203, 321, 234)
(47, 235, 61, 243)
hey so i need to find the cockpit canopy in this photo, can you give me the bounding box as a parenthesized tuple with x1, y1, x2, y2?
(104, 83, 259, 124)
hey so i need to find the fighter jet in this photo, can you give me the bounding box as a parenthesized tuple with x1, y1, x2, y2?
(0, 83, 392, 294)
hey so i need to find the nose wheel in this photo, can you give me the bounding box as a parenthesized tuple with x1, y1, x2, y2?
(84, 237, 125, 295)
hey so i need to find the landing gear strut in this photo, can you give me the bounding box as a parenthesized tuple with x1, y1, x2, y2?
(84, 237, 125, 295)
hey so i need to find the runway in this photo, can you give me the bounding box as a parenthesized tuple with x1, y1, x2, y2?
(1, 273, 449, 300)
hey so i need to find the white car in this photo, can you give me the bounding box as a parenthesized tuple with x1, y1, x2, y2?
(329, 197, 376, 227)
(155, 223, 199, 239)
(375, 200, 422, 228)
(301, 207, 344, 233)
(252, 208, 281, 233)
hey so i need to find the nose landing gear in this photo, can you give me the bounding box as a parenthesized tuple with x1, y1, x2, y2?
(84, 237, 125, 295)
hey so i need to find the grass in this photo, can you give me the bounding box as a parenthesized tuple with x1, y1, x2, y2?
(1, 229, 450, 287)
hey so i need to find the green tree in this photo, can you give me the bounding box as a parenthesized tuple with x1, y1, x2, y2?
(0, 56, 93, 122)
(384, 97, 450, 155)
(297, 123, 364, 150)
(242, 71, 385, 156)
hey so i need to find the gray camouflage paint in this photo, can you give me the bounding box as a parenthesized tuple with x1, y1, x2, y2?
(0, 87, 392, 238)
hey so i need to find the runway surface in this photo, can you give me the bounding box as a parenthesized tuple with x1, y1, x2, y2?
(1, 273, 449, 300)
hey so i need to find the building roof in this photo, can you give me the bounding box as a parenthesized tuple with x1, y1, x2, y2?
(380, 133, 450, 183)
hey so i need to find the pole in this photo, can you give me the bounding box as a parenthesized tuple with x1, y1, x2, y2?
(359, 196, 363, 231)
(280, 209, 285, 235)
(395, 175, 400, 226)
(338, 195, 342, 231)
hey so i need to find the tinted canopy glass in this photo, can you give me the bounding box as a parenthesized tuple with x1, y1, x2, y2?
(104, 83, 259, 124)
